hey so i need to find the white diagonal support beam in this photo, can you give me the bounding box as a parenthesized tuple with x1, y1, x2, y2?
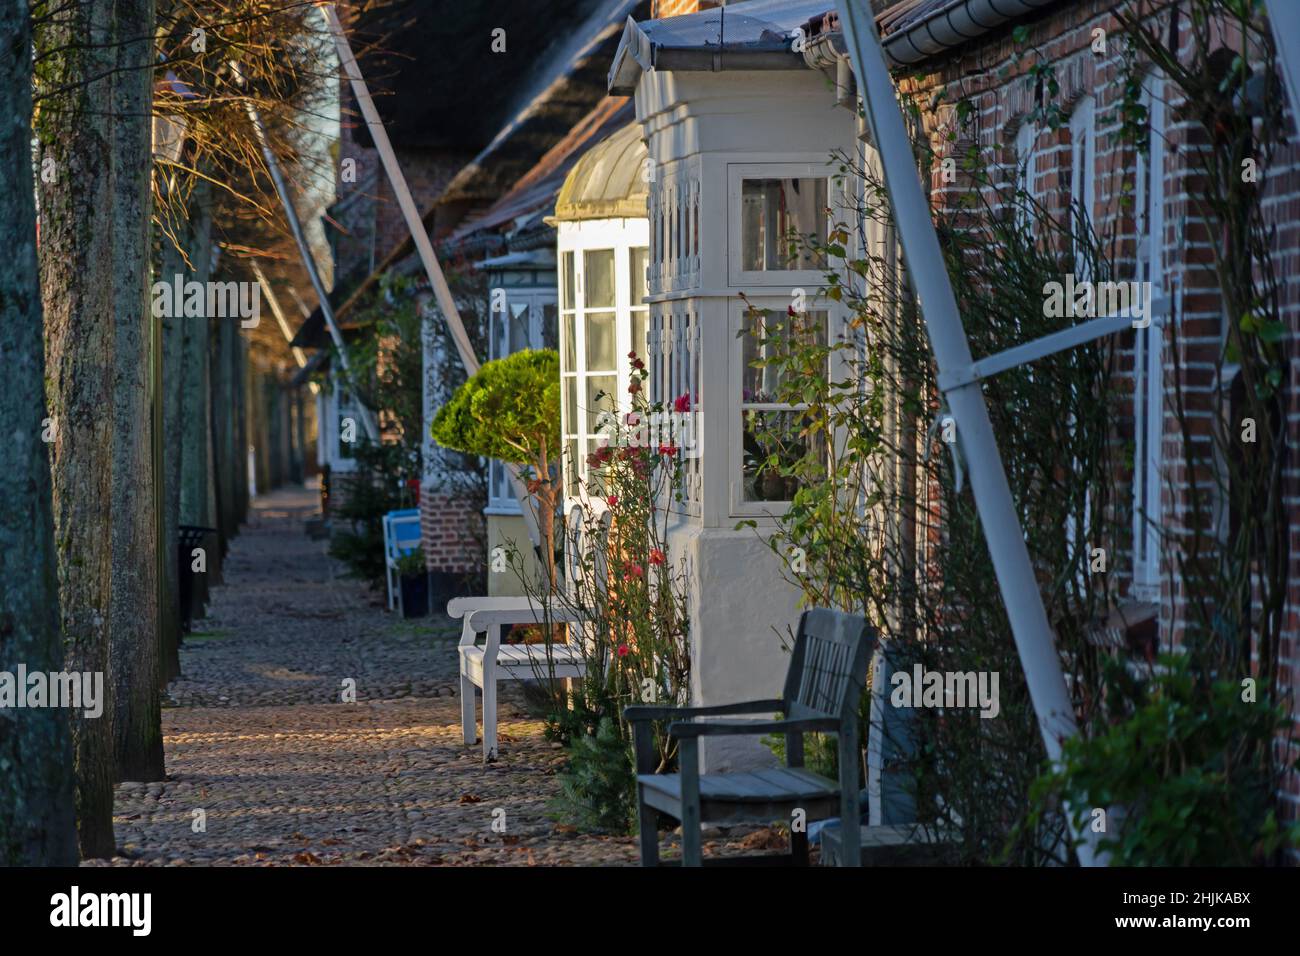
(317, 2, 543, 549)
(835, 0, 1102, 865)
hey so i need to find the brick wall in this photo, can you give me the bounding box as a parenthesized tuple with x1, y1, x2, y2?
(897, 0, 1300, 844)
(651, 0, 719, 19)
(420, 492, 484, 576)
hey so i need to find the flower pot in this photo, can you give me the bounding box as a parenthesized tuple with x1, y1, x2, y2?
(760, 472, 787, 501)
(399, 572, 429, 619)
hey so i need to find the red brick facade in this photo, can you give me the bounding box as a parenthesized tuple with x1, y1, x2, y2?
(420, 492, 483, 575)
(896, 0, 1299, 841)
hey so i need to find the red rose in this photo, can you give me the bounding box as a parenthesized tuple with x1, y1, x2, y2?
(617, 644, 630, 657)
(606, 495, 618, 507)
(649, 549, 665, 566)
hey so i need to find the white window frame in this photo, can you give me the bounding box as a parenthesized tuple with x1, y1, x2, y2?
(727, 162, 837, 287)
(728, 297, 843, 518)
(486, 287, 556, 514)
(1065, 94, 1097, 555)
(1132, 76, 1167, 600)
(321, 382, 359, 473)
(557, 218, 650, 504)
(1069, 95, 1097, 262)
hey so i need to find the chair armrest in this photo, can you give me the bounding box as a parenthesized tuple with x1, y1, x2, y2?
(623, 700, 785, 723)
(668, 716, 840, 738)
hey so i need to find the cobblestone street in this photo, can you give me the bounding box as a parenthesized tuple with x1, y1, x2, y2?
(92, 484, 780, 866)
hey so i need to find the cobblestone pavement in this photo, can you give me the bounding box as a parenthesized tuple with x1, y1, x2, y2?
(93, 483, 787, 867)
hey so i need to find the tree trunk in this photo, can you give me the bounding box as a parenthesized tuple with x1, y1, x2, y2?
(107, 0, 163, 783)
(0, 0, 79, 866)
(159, 234, 185, 685)
(35, 0, 120, 859)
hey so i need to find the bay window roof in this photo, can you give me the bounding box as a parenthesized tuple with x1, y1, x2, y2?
(549, 122, 649, 223)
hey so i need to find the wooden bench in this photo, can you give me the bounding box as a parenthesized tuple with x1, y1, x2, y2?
(626, 608, 874, 867)
(451, 599, 590, 761)
(448, 507, 607, 762)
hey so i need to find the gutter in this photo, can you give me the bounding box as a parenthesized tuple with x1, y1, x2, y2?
(880, 0, 1061, 67)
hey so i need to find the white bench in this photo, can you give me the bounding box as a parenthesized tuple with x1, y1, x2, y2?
(449, 597, 590, 761)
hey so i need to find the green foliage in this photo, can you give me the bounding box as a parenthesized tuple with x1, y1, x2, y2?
(431, 349, 561, 467)
(512, 354, 692, 833)
(550, 718, 637, 835)
(327, 442, 416, 588)
(742, 136, 1120, 863)
(1028, 655, 1300, 865)
(394, 547, 426, 578)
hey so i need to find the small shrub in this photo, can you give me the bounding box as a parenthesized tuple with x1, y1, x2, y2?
(1027, 654, 1300, 866)
(393, 547, 426, 578)
(550, 717, 637, 835)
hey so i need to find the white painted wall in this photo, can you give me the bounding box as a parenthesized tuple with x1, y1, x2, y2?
(635, 66, 859, 769)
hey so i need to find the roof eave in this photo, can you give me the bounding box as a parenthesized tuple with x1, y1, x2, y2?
(608, 16, 651, 95)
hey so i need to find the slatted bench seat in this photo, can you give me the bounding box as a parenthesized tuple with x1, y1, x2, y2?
(639, 767, 844, 825)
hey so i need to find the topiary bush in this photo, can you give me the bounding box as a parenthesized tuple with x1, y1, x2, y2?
(431, 349, 561, 587)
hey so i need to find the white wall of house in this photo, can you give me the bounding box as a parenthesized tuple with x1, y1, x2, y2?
(634, 67, 859, 770)
(484, 262, 559, 596)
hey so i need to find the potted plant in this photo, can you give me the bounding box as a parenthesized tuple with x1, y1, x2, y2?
(394, 547, 429, 618)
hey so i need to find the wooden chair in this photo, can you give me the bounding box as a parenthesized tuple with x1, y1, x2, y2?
(382, 508, 421, 611)
(626, 608, 874, 867)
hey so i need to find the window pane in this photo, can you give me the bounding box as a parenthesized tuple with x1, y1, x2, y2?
(585, 310, 616, 370)
(562, 312, 576, 371)
(630, 247, 648, 304)
(561, 252, 574, 310)
(741, 410, 826, 503)
(508, 301, 530, 353)
(566, 438, 580, 497)
(585, 375, 617, 433)
(742, 309, 827, 401)
(740, 178, 828, 271)
(563, 376, 578, 437)
(584, 249, 616, 309)
(632, 312, 647, 364)
(541, 303, 558, 351)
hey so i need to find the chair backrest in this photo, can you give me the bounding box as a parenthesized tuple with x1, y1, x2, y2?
(782, 608, 874, 723)
(390, 515, 422, 554)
